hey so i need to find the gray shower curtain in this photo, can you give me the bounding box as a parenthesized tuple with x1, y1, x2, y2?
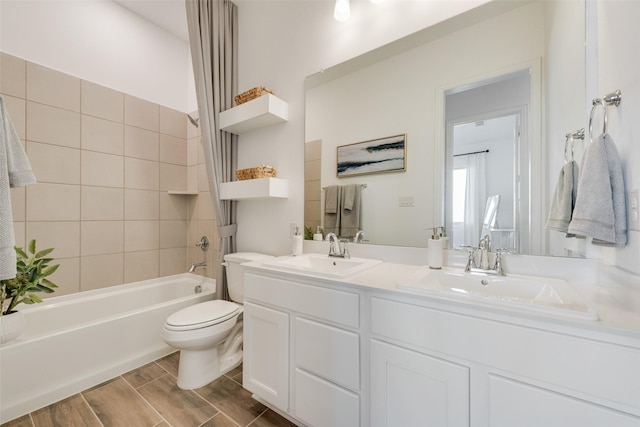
(185, 0, 238, 300)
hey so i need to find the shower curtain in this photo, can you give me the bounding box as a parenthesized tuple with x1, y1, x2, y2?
(185, 0, 238, 300)
(463, 153, 486, 246)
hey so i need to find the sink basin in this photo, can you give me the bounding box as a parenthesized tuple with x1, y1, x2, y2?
(397, 268, 598, 321)
(263, 254, 381, 278)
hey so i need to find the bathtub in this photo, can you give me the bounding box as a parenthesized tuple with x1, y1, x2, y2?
(0, 273, 215, 423)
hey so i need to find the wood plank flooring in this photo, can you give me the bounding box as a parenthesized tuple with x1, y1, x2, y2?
(2, 352, 297, 427)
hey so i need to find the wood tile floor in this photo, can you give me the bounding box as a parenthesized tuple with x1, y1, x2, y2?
(2, 352, 297, 427)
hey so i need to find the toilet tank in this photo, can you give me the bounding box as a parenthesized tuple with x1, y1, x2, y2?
(223, 252, 274, 303)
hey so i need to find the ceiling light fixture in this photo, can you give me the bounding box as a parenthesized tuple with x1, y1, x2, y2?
(334, 0, 350, 22)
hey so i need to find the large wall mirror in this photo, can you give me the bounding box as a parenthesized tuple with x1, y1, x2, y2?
(304, 0, 586, 256)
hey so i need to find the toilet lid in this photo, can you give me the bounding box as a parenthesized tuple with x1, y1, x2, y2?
(165, 300, 240, 331)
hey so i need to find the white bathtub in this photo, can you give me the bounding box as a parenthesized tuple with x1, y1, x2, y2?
(0, 273, 215, 423)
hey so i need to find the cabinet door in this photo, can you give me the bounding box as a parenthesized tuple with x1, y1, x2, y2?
(370, 339, 469, 427)
(489, 374, 640, 427)
(243, 302, 289, 411)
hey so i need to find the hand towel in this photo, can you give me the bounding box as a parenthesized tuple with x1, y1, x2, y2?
(1, 95, 37, 280)
(341, 184, 361, 238)
(568, 133, 626, 246)
(546, 160, 579, 233)
(323, 185, 342, 235)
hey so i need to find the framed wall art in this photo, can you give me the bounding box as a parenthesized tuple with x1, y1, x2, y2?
(337, 134, 407, 177)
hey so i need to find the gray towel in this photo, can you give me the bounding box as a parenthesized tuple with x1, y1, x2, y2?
(323, 186, 342, 235)
(1, 95, 37, 280)
(568, 133, 626, 246)
(546, 160, 579, 233)
(341, 184, 361, 238)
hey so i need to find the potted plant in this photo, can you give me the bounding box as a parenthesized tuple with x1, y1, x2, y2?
(0, 240, 58, 344)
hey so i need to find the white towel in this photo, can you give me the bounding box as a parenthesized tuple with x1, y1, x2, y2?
(1, 95, 37, 280)
(546, 160, 579, 234)
(568, 133, 626, 246)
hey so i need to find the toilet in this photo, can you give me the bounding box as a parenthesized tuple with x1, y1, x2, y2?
(162, 252, 273, 390)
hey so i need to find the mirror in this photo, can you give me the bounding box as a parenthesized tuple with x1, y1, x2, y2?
(304, 0, 586, 256)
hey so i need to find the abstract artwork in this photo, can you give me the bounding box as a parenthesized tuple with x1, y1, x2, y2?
(337, 134, 406, 177)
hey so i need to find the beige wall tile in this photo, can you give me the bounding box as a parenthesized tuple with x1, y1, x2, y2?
(26, 183, 80, 221)
(13, 221, 25, 249)
(197, 192, 215, 221)
(198, 164, 209, 192)
(124, 220, 159, 252)
(82, 115, 124, 155)
(10, 187, 25, 221)
(160, 247, 188, 276)
(187, 138, 199, 166)
(160, 220, 187, 249)
(124, 95, 159, 131)
(27, 141, 80, 184)
(304, 159, 321, 181)
(187, 166, 198, 192)
(0, 52, 26, 98)
(81, 81, 123, 122)
(305, 139, 322, 161)
(26, 62, 80, 112)
(81, 186, 124, 220)
(124, 250, 159, 283)
(46, 257, 80, 297)
(82, 151, 124, 188)
(2, 95, 26, 140)
(125, 157, 159, 190)
(27, 101, 80, 148)
(160, 106, 187, 138)
(81, 253, 124, 291)
(81, 221, 124, 256)
(159, 192, 189, 220)
(124, 126, 159, 161)
(26, 221, 81, 258)
(160, 163, 187, 192)
(160, 134, 187, 166)
(125, 189, 159, 220)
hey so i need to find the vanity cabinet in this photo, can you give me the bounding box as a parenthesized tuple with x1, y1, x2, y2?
(369, 295, 640, 427)
(243, 272, 363, 427)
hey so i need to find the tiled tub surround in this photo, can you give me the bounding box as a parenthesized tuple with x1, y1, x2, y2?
(0, 52, 219, 295)
(1, 354, 296, 427)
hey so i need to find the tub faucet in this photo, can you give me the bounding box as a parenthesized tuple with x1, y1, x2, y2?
(326, 233, 350, 259)
(188, 261, 207, 273)
(353, 230, 365, 243)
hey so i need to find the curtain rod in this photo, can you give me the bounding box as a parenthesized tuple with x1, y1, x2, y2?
(453, 149, 489, 157)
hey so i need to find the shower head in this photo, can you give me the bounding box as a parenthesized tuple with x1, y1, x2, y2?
(187, 114, 199, 128)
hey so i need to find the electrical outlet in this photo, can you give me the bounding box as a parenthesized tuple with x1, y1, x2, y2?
(290, 223, 298, 236)
(629, 190, 640, 231)
(399, 196, 415, 207)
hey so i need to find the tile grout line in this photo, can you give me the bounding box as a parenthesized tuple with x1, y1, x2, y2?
(123, 373, 173, 427)
(246, 408, 270, 427)
(78, 389, 105, 427)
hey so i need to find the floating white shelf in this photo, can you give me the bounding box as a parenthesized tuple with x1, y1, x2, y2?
(219, 94, 288, 135)
(219, 177, 289, 200)
(167, 190, 199, 195)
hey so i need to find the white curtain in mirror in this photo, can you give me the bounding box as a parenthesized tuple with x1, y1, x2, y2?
(463, 153, 486, 247)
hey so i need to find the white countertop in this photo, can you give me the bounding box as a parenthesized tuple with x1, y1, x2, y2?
(244, 253, 640, 349)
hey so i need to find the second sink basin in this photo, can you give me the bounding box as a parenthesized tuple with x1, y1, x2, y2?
(263, 254, 381, 278)
(397, 268, 598, 321)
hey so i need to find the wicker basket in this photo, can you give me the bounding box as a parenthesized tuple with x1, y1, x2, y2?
(235, 165, 277, 180)
(235, 86, 273, 105)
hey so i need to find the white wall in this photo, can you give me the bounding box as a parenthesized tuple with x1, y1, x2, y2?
(0, 0, 193, 112)
(595, 1, 640, 275)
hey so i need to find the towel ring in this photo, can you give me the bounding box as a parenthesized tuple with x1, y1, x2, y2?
(588, 89, 622, 141)
(564, 134, 574, 163)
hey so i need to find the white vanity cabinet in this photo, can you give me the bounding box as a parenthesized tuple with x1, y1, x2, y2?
(369, 294, 640, 427)
(243, 272, 363, 427)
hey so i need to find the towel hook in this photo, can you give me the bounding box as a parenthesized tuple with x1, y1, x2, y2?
(588, 90, 622, 141)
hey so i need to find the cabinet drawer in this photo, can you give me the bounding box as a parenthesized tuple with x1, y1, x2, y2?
(295, 317, 359, 391)
(246, 273, 360, 328)
(294, 368, 360, 427)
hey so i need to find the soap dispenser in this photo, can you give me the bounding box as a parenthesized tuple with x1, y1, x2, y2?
(428, 227, 443, 269)
(292, 226, 303, 256)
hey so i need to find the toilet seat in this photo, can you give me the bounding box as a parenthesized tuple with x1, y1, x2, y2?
(165, 300, 241, 332)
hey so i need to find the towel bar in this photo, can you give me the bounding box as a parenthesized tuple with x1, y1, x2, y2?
(589, 89, 622, 141)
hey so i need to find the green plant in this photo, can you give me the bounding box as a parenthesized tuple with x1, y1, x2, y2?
(0, 240, 59, 315)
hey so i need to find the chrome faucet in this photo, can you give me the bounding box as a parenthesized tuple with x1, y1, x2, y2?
(326, 233, 350, 259)
(462, 234, 507, 276)
(188, 261, 207, 273)
(353, 230, 365, 243)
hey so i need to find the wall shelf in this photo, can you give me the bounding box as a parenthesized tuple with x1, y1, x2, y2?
(220, 177, 289, 200)
(220, 94, 288, 134)
(167, 190, 199, 195)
